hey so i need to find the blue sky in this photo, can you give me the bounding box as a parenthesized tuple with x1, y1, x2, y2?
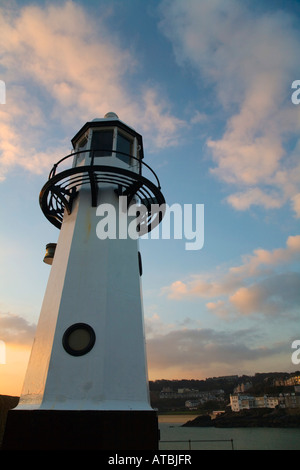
(0, 0, 300, 394)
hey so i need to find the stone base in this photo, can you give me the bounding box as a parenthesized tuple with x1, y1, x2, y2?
(2, 409, 159, 450)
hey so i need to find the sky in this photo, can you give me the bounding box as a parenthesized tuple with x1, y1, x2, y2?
(0, 0, 300, 396)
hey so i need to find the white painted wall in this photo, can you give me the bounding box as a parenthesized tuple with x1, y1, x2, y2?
(17, 128, 151, 411)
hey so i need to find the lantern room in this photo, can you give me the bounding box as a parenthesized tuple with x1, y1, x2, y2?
(71, 112, 143, 174)
(39, 113, 165, 233)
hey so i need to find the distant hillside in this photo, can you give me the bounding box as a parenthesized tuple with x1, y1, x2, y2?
(149, 372, 300, 393)
(0, 395, 19, 447)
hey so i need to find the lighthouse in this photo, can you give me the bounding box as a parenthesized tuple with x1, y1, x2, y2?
(3, 113, 165, 450)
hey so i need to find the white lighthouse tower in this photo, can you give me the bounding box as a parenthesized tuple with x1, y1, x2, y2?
(3, 113, 165, 450)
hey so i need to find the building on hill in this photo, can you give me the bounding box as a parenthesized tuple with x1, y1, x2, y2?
(230, 394, 278, 412)
(284, 375, 300, 386)
(230, 391, 300, 412)
(274, 375, 300, 387)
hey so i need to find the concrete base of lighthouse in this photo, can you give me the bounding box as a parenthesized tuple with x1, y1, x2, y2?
(2, 409, 159, 450)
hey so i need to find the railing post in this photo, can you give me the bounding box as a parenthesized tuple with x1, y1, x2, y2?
(188, 439, 191, 450)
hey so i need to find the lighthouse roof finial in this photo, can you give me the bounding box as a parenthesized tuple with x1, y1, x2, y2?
(92, 112, 119, 122)
(104, 112, 119, 119)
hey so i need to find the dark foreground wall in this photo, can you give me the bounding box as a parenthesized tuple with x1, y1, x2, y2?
(2, 409, 159, 450)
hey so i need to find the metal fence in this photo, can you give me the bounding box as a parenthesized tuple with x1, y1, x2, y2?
(159, 438, 234, 450)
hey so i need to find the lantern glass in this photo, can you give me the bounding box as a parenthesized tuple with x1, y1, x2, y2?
(116, 132, 132, 164)
(91, 130, 113, 157)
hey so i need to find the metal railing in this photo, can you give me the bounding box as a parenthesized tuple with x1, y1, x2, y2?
(48, 149, 162, 190)
(159, 438, 234, 450)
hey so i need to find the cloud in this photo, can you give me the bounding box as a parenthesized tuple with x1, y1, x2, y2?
(162, 235, 300, 318)
(0, 311, 36, 345)
(226, 188, 284, 212)
(0, 1, 184, 180)
(145, 312, 176, 338)
(141, 88, 186, 148)
(146, 326, 286, 375)
(229, 234, 300, 278)
(206, 300, 232, 319)
(160, 0, 300, 216)
(229, 272, 300, 317)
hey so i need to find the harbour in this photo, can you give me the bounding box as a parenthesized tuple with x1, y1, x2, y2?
(158, 415, 300, 450)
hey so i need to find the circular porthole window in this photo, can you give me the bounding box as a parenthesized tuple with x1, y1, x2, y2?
(62, 323, 96, 356)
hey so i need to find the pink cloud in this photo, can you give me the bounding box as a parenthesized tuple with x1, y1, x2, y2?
(160, 0, 300, 216)
(162, 235, 300, 318)
(0, 2, 184, 180)
(229, 286, 264, 316)
(229, 235, 300, 278)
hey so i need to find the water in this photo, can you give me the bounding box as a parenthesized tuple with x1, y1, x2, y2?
(158, 415, 300, 450)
